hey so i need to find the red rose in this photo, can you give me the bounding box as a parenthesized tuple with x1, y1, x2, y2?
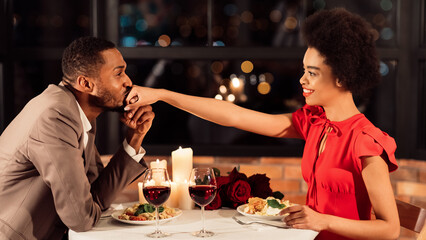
(205, 193, 222, 210)
(248, 173, 273, 198)
(206, 176, 229, 210)
(226, 179, 251, 207)
(228, 168, 248, 182)
(216, 176, 230, 188)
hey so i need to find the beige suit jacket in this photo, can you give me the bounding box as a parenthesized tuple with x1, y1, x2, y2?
(0, 84, 147, 239)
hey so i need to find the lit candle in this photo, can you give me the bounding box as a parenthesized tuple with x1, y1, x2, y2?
(150, 159, 167, 169)
(177, 180, 194, 210)
(165, 182, 179, 208)
(150, 159, 168, 184)
(171, 147, 194, 210)
(172, 147, 193, 182)
(138, 182, 147, 204)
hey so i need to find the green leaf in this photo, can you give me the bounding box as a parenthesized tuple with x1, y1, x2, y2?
(143, 204, 156, 213)
(272, 191, 285, 200)
(158, 206, 164, 213)
(267, 199, 286, 209)
(134, 206, 145, 216)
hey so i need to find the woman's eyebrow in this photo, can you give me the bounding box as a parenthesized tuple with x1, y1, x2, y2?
(306, 65, 320, 70)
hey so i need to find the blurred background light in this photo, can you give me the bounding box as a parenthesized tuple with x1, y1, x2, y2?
(380, 0, 393, 11)
(224, 4, 238, 17)
(380, 27, 394, 40)
(211, 61, 224, 74)
(241, 60, 254, 73)
(257, 82, 271, 95)
(122, 36, 137, 47)
(269, 10, 282, 23)
(379, 61, 389, 76)
(158, 34, 171, 47)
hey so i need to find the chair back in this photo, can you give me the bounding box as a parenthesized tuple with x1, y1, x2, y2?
(396, 199, 426, 235)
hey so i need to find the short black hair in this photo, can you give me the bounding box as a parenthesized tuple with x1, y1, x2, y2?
(302, 8, 380, 97)
(61, 36, 115, 83)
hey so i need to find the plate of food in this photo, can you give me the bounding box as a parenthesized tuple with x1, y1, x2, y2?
(237, 197, 292, 221)
(111, 203, 182, 225)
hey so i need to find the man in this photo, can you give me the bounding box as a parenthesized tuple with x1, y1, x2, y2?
(0, 36, 154, 239)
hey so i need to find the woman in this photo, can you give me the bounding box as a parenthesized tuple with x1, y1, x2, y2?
(124, 8, 400, 240)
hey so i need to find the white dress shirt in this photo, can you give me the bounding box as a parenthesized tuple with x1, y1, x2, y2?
(75, 101, 145, 162)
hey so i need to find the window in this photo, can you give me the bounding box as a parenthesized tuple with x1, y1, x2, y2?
(2, 0, 425, 158)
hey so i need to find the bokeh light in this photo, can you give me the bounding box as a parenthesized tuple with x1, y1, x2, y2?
(122, 36, 137, 47)
(215, 94, 223, 100)
(158, 34, 171, 47)
(241, 11, 254, 23)
(241, 60, 254, 73)
(231, 77, 241, 88)
(269, 10, 282, 23)
(380, 27, 394, 40)
(227, 94, 236, 102)
(380, 0, 393, 11)
(284, 17, 298, 30)
(135, 19, 148, 32)
(224, 4, 238, 16)
(219, 85, 227, 94)
(211, 61, 224, 74)
(379, 61, 389, 76)
(257, 82, 271, 95)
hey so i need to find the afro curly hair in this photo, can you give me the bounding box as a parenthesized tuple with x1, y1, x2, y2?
(302, 8, 381, 98)
(62, 36, 115, 84)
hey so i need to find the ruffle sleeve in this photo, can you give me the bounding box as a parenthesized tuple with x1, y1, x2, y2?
(354, 126, 398, 172)
(292, 104, 325, 140)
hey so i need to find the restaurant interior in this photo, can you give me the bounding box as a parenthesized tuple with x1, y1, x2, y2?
(0, 0, 425, 239)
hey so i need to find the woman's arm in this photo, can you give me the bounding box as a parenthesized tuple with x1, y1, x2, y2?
(281, 155, 400, 240)
(124, 86, 301, 138)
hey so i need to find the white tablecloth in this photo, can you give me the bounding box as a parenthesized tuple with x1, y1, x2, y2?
(69, 204, 318, 240)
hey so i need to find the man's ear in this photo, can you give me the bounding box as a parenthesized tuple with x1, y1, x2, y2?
(336, 78, 343, 88)
(76, 75, 95, 93)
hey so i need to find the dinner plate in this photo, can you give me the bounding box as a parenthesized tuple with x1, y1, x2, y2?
(111, 208, 182, 225)
(237, 204, 284, 221)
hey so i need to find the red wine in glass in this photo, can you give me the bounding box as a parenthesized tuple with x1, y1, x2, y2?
(189, 185, 217, 206)
(143, 186, 171, 206)
(188, 168, 217, 237)
(142, 168, 171, 238)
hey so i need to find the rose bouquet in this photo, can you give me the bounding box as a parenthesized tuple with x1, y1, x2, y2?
(205, 167, 284, 210)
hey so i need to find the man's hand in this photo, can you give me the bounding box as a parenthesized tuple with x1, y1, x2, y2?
(120, 105, 155, 150)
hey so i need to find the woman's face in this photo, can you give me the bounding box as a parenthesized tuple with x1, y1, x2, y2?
(300, 47, 343, 107)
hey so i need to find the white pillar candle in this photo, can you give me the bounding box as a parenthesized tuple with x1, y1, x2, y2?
(138, 182, 147, 204)
(165, 182, 179, 208)
(171, 147, 193, 182)
(177, 180, 194, 210)
(150, 159, 167, 169)
(150, 159, 168, 184)
(171, 147, 194, 210)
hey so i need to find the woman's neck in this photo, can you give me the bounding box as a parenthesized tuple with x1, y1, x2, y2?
(322, 93, 361, 122)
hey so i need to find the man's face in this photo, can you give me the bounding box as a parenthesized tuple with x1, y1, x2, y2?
(89, 48, 132, 111)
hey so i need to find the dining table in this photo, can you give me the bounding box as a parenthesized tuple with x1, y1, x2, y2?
(69, 202, 319, 240)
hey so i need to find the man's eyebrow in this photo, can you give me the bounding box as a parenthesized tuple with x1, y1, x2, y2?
(113, 65, 125, 70)
(306, 65, 320, 70)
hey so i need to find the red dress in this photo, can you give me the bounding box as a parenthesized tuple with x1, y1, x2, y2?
(292, 105, 398, 240)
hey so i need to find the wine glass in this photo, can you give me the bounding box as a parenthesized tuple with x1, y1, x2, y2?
(188, 167, 217, 237)
(142, 168, 171, 238)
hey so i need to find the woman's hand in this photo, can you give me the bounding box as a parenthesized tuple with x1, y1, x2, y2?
(124, 86, 161, 112)
(280, 205, 329, 232)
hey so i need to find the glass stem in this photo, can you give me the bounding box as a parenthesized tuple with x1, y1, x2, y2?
(201, 206, 205, 233)
(155, 206, 160, 233)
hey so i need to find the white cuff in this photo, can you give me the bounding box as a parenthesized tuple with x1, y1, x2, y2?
(123, 139, 146, 162)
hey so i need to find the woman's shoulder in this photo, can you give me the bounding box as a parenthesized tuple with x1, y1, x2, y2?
(294, 104, 325, 118)
(352, 119, 398, 172)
